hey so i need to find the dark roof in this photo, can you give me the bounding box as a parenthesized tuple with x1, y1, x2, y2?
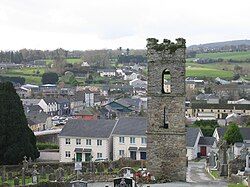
(198, 137, 216, 146)
(55, 97, 69, 104)
(43, 98, 56, 104)
(216, 127, 250, 140)
(191, 102, 250, 110)
(186, 128, 201, 147)
(59, 119, 117, 138)
(25, 105, 49, 124)
(113, 117, 147, 136)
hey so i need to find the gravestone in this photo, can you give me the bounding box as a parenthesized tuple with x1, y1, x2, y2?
(245, 153, 250, 174)
(40, 166, 46, 179)
(14, 177, 19, 186)
(1, 166, 6, 183)
(23, 156, 28, 171)
(32, 164, 39, 184)
(45, 165, 54, 174)
(70, 180, 88, 187)
(7, 172, 13, 180)
(114, 177, 133, 187)
(48, 173, 55, 181)
(209, 151, 216, 167)
(240, 147, 248, 160)
(55, 167, 65, 182)
(219, 140, 228, 176)
(22, 167, 25, 186)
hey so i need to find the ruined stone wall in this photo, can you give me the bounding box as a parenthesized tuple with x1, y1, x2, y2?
(146, 38, 186, 182)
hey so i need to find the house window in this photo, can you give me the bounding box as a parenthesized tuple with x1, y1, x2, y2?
(119, 150, 125, 156)
(97, 139, 102, 146)
(211, 110, 213, 112)
(162, 69, 171, 94)
(119, 137, 125, 144)
(97, 153, 102, 158)
(86, 139, 91, 145)
(65, 138, 70, 145)
(141, 137, 147, 144)
(130, 137, 135, 144)
(65, 151, 71, 158)
(76, 139, 81, 145)
(243, 110, 246, 113)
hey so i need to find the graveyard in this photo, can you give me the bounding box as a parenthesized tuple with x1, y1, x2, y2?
(0, 156, 148, 186)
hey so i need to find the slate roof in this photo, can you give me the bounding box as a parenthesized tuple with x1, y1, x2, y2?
(198, 137, 216, 146)
(216, 127, 250, 140)
(191, 102, 250, 110)
(59, 119, 117, 138)
(55, 98, 69, 104)
(186, 127, 201, 147)
(25, 105, 49, 124)
(43, 98, 56, 104)
(113, 117, 147, 136)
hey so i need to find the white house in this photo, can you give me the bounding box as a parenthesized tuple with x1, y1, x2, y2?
(99, 69, 116, 77)
(112, 117, 147, 161)
(186, 128, 203, 160)
(124, 72, 138, 81)
(129, 79, 147, 89)
(58, 119, 117, 162)
(38, 98, 58, 116)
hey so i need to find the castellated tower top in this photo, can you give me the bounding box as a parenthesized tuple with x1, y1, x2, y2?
(147, 38, 186, 55)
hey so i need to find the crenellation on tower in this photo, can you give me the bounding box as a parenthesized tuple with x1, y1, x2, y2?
(146, 38, 187, 182)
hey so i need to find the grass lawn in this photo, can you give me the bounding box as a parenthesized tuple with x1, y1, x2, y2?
(6, 67, 45, 76)
(3, 74, 42, 85)
(196, 51, 250, 61)
(186, 67, 233, 78)
(210, 170, 219, 179)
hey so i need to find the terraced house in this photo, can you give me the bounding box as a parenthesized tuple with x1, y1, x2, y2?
(58, 119, 117, 162)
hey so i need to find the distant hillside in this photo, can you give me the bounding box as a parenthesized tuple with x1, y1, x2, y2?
(188, 40, 250, 53)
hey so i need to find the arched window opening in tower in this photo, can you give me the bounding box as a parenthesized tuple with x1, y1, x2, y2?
(162, 69, 171, 93)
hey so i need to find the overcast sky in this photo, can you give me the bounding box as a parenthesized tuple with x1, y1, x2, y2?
(1, 0, 250, 50)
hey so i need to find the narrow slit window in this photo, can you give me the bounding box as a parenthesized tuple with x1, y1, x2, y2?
(162, 69, 171, 93)
(164, 107, 169, 128)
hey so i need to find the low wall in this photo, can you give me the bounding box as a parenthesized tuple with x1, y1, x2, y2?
(38, 150, 60, 161)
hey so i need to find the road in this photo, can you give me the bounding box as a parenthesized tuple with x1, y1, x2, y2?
(88, 160, 228, 187)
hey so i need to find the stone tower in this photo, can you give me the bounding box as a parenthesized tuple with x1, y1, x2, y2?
(146, 38, 186, 182)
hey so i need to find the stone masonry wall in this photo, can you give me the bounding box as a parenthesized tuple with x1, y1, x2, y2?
(146, 38, 186, 182)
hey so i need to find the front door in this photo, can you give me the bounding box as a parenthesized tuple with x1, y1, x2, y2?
(85, 153, 91, 162)
(76, 153, 82, 162)
(130, 151, 136, 160)
(200, 146, 207, 156)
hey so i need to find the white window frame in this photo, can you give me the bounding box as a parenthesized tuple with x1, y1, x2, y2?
(141, 137, 147, 144)
(119, 150, 125, 156)
(119, 137, 125, 144)
(65, 151, 71, 158)
(86, 139, 91, 145)
(65, 138, 71, 145)
(130, 137, 135, 144)
(97, 153, 103, 158)
(97, 139, 102, 146)
(76, 138, 81, 145)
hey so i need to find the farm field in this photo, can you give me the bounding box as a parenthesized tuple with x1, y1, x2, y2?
(46, 58, 82, 65)
(195, 50, 250, 61)
(3, 74, 42, 84)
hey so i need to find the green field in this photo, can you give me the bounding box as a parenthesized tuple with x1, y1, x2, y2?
(195, 50, 250, 61)
(46, 58, 82, 65)
(6, 67, 45, 76)
(3, 74, 42, 84)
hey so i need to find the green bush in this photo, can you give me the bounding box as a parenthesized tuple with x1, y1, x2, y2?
(36, 143, 59, 150)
